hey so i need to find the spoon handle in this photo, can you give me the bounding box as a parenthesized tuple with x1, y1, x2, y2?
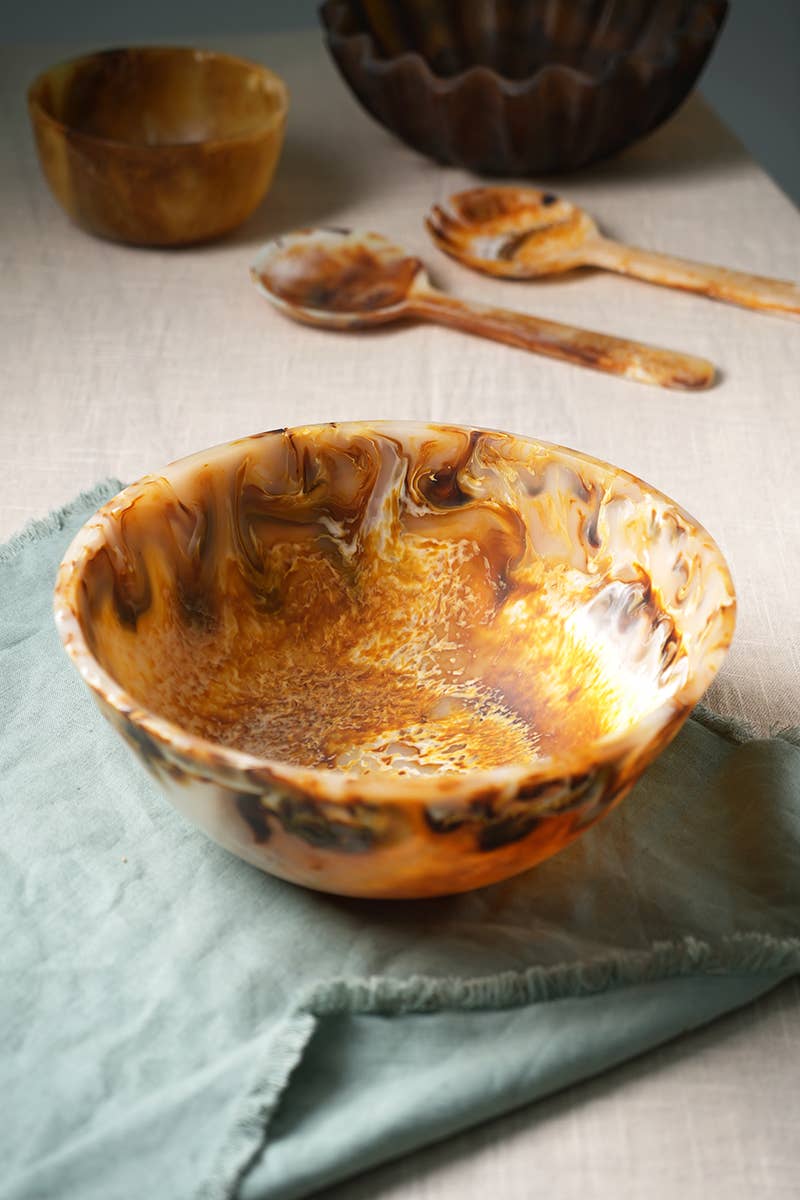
(408, 288, 714, 390)
(584, 237, 800, 319)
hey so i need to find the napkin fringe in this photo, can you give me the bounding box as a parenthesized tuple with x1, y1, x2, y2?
(693, 702, 800, 746)
(199, 1012, 317, 1200)
(691, 702, 758, 744)
(0, 478, 123, 563)
(301, 932, 800, 1017)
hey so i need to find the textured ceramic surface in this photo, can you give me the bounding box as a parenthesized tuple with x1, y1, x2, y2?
(54, 423, 735, 898)
(28, 47, 288, 246)
(320, 0, 728, 175)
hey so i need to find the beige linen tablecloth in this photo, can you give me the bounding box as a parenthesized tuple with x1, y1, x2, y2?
(2, 28, 799, 1200)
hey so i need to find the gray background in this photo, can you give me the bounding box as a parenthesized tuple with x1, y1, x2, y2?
(3, 1, 799, 204)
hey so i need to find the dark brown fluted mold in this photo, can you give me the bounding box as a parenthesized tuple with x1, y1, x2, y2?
(319, 0, 728, 175)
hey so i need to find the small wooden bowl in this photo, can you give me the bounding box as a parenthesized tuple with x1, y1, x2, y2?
(28, 47, 288, 246)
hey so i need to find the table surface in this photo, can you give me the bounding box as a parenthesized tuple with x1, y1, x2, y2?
(3, 28, 799, 1200)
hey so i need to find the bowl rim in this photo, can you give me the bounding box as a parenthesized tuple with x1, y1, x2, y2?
(53, 421, 736, 802)
(319, 0, 729, 96)
(27, 45, 289, 153)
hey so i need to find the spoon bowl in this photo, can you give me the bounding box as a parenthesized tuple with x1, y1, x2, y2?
(251, 228, 428, 328)
(427, 187, 599, 278)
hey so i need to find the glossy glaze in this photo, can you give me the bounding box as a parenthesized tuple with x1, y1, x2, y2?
(28, 47, 288, 246)
(54, 423, 735, 897)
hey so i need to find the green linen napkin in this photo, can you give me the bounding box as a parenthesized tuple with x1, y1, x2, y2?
(2, 482, 800, 1200)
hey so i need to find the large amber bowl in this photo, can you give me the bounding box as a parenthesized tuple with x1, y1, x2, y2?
(54, 423, 735, 898)
(28, 47, 288, 246)
(320, 0, 727, 175)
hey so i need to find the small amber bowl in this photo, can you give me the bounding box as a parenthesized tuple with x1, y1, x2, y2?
(28, 47, 288, 246)
(54, 423, 736, 899)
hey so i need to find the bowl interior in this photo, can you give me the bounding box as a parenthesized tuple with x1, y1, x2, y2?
(30, 47, 286, 147)
(328, 0, 723, 80)
(68, 424, 733, 778)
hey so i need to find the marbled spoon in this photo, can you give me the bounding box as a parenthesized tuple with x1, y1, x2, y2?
(251, 228, 714, 390)
(427, 187, 800, 319)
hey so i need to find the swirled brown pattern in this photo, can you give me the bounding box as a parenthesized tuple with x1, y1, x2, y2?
(319, 0, 728, 175)
(54, 423, 735, 897)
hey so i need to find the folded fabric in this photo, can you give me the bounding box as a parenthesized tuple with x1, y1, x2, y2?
(2, 482, 799, 1200)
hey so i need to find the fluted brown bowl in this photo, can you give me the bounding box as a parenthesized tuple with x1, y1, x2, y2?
(320, 0, 727, 175)
(28, 47, 288, 246)
(54, 422, 735, 898)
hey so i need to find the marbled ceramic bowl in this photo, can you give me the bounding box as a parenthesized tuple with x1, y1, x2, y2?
(54, 423, 735, 898)
(320, 0, 728, 174)
(28, 47, 288, 245)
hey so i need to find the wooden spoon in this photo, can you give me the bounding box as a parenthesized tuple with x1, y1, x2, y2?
(251, 228, 714, 390)
(427, 187, 800, 320)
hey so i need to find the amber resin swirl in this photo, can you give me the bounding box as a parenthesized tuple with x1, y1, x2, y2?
(55, 423, 735, 897)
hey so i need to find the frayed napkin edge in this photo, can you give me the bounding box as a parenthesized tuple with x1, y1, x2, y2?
(199, 1013, 317, 1200)
(299, 931, 800, 1016)
(692, 702, 800, 747)
(0, 478, 124, 564)
(202, 932, 800, 1200)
